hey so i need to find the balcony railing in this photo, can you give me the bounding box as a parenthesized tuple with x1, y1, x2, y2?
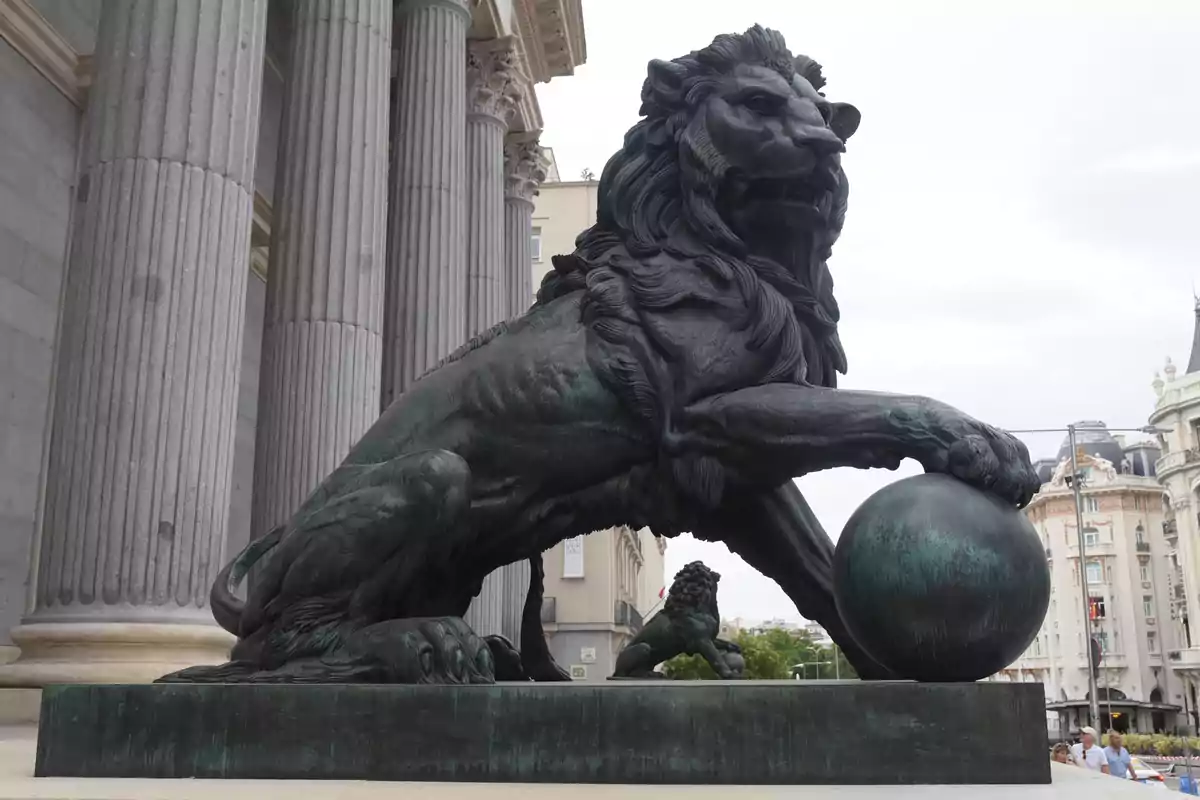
(541, 596, 556, 624)
(1165, 519, 1179, 539)
(614, 600, 643, 633)
(1137, 541, 1151, 553)
(1176, 585, 1187, 600)
(1157, 448, 1200, 476)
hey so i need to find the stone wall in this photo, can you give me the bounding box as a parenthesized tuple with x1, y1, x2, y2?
(0, 38, 79, 648)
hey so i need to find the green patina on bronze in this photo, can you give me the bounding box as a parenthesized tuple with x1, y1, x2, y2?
(834, 474, 1050, 681)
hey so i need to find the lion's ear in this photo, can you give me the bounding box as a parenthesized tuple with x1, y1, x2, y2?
(646, 58, 686, 95)
(829, 102, 861, 142)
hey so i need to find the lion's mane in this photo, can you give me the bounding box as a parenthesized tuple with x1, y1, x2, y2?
(663, 561, 720, 619)
(534, 26, 850, 510)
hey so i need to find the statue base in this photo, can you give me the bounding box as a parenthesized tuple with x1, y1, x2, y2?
(34, 681, 1050, 785)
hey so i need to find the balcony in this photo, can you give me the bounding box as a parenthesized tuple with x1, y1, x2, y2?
(1137, 541, 1151, 553)
(541, 596, 557, 624)
(1169, 648, 1200, 671)
(1176, 584, 1187, 600)
(1157, 448, 1200, 478)
(614, 600, 643, 633)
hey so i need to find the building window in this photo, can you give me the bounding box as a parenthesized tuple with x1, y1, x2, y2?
(1084, 496, 1100, 514)
(1083, 527, 1100, 547)
(1148, 631, 1159, 653)
(1095, 631, 1110, 653)
(1136, 524, 1145, 543)
(1032, 637, 1042, 656)
(562, 535, 584, 578)
(1086, 561, 1103, 584)
(1140, 562, 1151, 582)
(1134, 496, 1144, 512)
(1089, 597, 1106, 620)
(1144, 595, 1154, 618)
(531, 226, 542, 262)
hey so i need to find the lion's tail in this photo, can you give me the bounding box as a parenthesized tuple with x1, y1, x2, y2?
(210, 526, 285, 635)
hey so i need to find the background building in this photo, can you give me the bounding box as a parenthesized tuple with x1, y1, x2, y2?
(1150, 300, 1200, 731)
(541, 527, 665, 680)
(991, 424, 1182, 735)
(530, 156, 596, 294)
(0, 0, 586, 683)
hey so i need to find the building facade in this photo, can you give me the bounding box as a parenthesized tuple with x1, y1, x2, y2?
(1149, 300, 1200, 731)
(530, 163, 595, 294)
(0, 0, 585, 683)
(991, 424, 1183, 735)
(541, 526, 665, 680)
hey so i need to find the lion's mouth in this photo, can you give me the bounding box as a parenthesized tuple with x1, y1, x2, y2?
(726, 165, 839, 218)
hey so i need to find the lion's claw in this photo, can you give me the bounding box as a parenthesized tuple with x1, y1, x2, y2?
(919, 404, 1041, 508)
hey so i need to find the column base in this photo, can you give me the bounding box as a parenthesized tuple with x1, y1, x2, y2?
(0, 623, 234, 687)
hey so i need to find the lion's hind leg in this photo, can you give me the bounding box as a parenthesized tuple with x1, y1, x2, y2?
(611, 642, 666, 679)
(161, 449, 476, 683)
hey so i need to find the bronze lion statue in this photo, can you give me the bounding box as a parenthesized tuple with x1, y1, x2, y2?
(612, 562, 743, 679)
(160, 25, 1038, 685)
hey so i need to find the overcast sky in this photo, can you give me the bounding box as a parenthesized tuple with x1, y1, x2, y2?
(534, 0, 1200, 622)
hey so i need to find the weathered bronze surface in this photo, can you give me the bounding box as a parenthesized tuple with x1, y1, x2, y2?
(158, 25, 1039, 686)
(834, 474, 1051, 682)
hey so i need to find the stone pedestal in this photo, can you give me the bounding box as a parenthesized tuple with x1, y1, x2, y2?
(381, 0, 471, 406)
(251, 0, 392, 538)
(0, 0, 267, 686)
(34, 681, 1052, 784)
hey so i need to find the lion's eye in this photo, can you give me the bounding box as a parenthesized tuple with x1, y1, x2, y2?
(742, 92, 780, 115)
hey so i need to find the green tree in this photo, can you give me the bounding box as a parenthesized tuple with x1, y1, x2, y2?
(660, 627, 860, 680)
(661, 631, 789, 680)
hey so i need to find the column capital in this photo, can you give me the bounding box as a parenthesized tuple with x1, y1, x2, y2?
(467, 38, 522, 124)
(504, 135, 549, 204)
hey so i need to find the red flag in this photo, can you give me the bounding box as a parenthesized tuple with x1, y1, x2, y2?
(659, 586, 666, 599)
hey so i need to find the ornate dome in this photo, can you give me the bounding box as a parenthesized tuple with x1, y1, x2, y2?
(1055, 421, 1127, 469)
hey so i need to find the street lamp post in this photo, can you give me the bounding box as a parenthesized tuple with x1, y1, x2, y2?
(1006, 422, 1169, 735)
(1067, 423, 1102, 733)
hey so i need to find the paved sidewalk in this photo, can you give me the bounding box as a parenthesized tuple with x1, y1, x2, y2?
(0, 730, 1159, 800)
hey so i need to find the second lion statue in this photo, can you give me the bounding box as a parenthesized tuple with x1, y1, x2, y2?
(160, 25, 1039, 686)
(612, 562, 743, 680)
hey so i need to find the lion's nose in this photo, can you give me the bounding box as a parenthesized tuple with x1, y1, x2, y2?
(792, 125, 845, 156)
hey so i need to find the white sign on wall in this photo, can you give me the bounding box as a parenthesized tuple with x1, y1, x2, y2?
(580, 647, 596, 664)
(563, 535, 585, 578)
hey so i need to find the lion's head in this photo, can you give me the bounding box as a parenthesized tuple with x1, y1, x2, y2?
(663, 561, 721, 619)
(606, 25, 859, 263)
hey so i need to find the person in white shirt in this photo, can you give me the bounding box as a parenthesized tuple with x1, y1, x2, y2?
(1069, 727, 1110, 774)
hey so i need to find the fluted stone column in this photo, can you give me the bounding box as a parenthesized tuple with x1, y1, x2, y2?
(503, 136, 548, 314)
(0, 0, 267, 686)
(251, 0, 391, 541)
(382, 0, 470, 407)
(458, 40, 519, 639)
(464, 40, 518, 336)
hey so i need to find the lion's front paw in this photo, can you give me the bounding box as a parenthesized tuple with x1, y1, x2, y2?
(916, 402, 1040, 508)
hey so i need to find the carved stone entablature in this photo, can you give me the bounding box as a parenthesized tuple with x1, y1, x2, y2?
(512, 0, 586, 84)
(503, 135, 549, 203)
(467, 38, 522, 123)
(1174, 497, 1192, 511)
